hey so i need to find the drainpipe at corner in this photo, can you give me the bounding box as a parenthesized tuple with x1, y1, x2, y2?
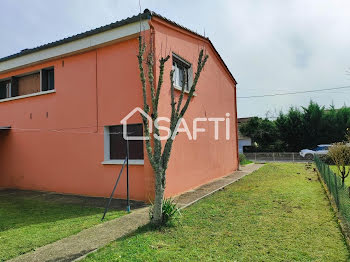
(234, 83, 240, 171)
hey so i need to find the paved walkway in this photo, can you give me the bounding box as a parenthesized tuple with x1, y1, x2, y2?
(9, 164, 263, 262)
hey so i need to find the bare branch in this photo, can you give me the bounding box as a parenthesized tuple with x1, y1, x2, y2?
(153, 56, 170, 164)
(179, 51, 208, 118)
(175, 75, 186, 116)
(155, 56, 170, 111)
(170, 70, 177, 124)
(147, 52, 156, 114)
(161, 49, 209, 174)
(137, 36, 150, 114)
(137, 36, 155, 167)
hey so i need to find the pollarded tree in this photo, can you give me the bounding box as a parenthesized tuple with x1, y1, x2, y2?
(137, 35, 208, 225)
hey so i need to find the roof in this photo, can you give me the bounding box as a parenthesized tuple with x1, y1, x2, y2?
(0, 9, 236, 84)
(0, 11, 150, 63)
(149, 10, 236, 84)
(238, 117, 252, 124)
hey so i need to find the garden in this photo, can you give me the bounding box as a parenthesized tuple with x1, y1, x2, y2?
(84, 163, 349, 261)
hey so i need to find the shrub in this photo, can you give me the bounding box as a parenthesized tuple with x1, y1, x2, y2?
(328, 143, 350, 185)
(149, 198, 180, 226)
(319, 154, 335, 165)
(239, 153, 252, 165)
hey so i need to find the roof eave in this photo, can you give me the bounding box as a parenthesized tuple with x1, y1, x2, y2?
(148, 11, 237, 85)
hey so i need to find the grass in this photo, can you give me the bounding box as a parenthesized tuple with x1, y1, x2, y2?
(84, 163, 349, 262)
(240, 158, 253, 165)
(239, 153, 253, 166)
(0, 195, 125, 261)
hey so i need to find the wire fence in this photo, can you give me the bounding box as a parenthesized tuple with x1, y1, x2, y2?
(314, 155, 350, 232)
(244, 152, 307, 162)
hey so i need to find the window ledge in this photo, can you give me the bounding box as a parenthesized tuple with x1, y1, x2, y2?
(0, 90, 56, 103)
(102, 159, 144, 165)
(174, 85, 197, 96)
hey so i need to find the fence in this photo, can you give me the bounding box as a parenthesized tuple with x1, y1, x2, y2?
(314, 155, 350, 231)
(244, 152, 306, 162)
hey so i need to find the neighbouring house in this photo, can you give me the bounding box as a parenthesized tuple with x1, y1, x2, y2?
(0, 10, 238, 202)
(238, 117, 252, 153)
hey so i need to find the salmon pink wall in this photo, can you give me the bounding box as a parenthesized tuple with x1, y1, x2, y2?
(152, 18, 238, 198)
(0, 20, 238, 202)
(0, 35, 154, 201)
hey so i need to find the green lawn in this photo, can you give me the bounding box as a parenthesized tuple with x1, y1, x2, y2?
(0, 195, 125, 261)
(239, 154, 253, 165)
(240, 159, 253, 165)
(84, 163, 349, 262)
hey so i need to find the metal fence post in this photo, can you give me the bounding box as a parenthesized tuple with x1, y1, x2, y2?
(292, 153, 295, 162)
(126, 139, 130, 213)
(272, 153, 275, 162)
(101, 157, 127, 221)
(335, 173, 339, 207)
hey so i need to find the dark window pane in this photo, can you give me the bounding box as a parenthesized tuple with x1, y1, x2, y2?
(42, 68, 54, 91)
(48, 69, 54, 90)
(0, 81, 7, 99)
(11, 77, 18, 97)
(109, 124, 144, 160)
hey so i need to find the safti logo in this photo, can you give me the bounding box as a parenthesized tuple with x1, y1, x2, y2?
(121, 107, 231, 141)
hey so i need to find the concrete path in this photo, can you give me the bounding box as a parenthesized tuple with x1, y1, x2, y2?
(9, 163, 263, 262)
(174, 163, 263, 209)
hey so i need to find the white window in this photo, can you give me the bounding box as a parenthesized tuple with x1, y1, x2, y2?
(172, 54, 192, 92)
(103, 124, 144, 165)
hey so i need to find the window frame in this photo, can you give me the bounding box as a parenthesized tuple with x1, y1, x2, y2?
(0, 67, 55, 102)
(41, 67, 55, 91)
(172, 53, 193, 93)
(102, 124, 144, 165)
(0, 78, 12, 99)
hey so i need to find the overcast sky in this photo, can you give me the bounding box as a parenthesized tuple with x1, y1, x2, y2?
(1, 0, 350, 118)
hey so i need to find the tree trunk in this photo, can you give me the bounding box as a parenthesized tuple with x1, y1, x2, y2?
(151, 170, 165, 225)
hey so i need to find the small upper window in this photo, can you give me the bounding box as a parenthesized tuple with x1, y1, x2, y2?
(0, 67, 54, 100)
(172, 55, 192, 92)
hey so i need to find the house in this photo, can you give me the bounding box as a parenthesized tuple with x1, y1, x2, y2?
(238, 117, 252, 153)
(0, 9, 238, 202)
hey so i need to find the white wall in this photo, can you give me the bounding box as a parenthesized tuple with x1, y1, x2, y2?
(239, 138, 252, 153)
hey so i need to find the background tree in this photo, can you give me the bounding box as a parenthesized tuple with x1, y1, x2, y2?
(239, 117, 281, 152)
(240, 101, 350, 152)
(137, 36, 208, 225)
(275, 107, 304, 151)
(328, 142, 350, 186)
(301, 101, 325, 148)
